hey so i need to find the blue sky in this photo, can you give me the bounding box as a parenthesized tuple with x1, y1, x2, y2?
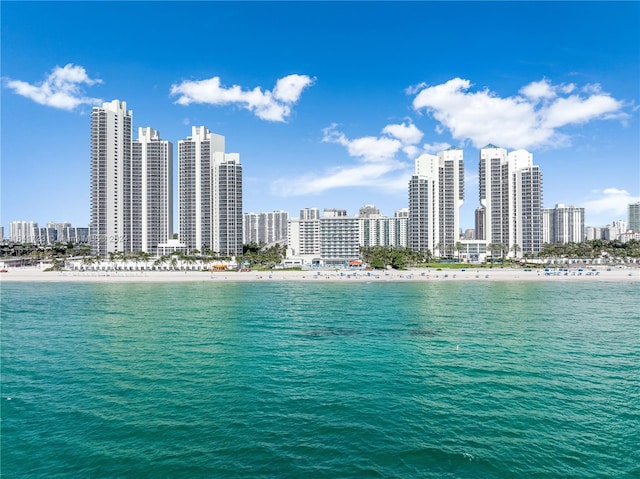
(2, 1, 639, 234)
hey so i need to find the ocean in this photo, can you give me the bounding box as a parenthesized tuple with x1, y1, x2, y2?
(1, 280, 638, 478)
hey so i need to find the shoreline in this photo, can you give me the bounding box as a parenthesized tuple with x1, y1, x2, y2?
(1, 266, 638, 284)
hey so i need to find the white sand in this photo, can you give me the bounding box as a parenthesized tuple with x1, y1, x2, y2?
(1, 266, 638, 283)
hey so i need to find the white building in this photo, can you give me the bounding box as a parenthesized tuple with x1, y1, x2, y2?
(320, 213, 360, 266)
(287, 208, 321, 258)
(287, 207, 359, 266)
(477, 145, 543, 257)
(542, 204, 584, 244)
(409, 147, 464, 256)
(90, 99, 132, 256)
(359, 206, 409, 248)
(10, 221, 39, 243)
(178, 127, 242, 256)
(243, 211, 289, 245)
(131, 127, 173, 253)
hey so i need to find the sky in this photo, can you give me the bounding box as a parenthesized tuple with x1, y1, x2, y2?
(2, 1, 639, 235)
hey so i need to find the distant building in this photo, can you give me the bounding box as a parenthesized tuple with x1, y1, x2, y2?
(359, 205, 409, 248)
(10, 221, 38, 243)
(628, 202, 640, 232)
(243, 211, 289, 245)
(542, 204, 584, 244)
(358, 204, 381, 218)
(178, 126, 242, 256)
(46, 222, 71, 242)
(477, 145, 543, 257)
(609, 220, 627, 240)
(585, 227, 604, 241)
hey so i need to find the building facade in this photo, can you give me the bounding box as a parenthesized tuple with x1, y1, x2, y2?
(359, 206, 409, 248)
(179, 126, 242, 256)
(629, 202, 640, 232)
(542, 204, 584, 244)
(477, 145, 543, 257)
(131, 127, 173, 253)
(243, 211, 289, 245)
(90, 99, 132, 256)
(409, 147, 464, 256)
(10, 221, 39, 243)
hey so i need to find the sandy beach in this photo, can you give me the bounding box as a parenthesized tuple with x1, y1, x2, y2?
(1, 266, 638, 283)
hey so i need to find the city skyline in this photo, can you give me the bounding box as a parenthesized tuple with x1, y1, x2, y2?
(2, 2, 639, 231)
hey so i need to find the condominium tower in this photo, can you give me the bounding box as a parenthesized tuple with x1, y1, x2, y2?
(90, 100, 132, 256)
(131, 127, 173, 253)
(408, 147, 464, 255)
(178, 126, 242, 256)
(243, 210, 289, 245)
(629, 202, 640, 232)
(542, 204, 584, 244)
(90, 100, 173, 256)
(477, 145, 543, 256)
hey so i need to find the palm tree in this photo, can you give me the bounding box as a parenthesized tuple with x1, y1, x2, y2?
(511, 243, 521, 260)
(454, 242, 463, 263)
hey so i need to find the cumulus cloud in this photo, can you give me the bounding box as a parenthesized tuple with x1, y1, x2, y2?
(422, 141, 452, 154)
(271, 122, 423, 196)
(584, 188, 640, 221)
(170, 73, 314, 122)
(4, 64, 102, 110)
(412, 77, 628, 149)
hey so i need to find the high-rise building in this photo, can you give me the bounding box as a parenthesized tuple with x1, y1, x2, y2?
(359, 205, 409, 248)
(359, 204, 381, 218)
(477, 145, 543, 257)
(320, 212, 360, 265)
(131, 127, 173, 253)
(178, 126, 242, 256)
(629, 202, 640, 232)
(243, 211, 289, 245)
(10, 221, 38, 243)
(408, 147, 464, 255)
(542, 204, 585, 244)
(90, 99, 132, 256)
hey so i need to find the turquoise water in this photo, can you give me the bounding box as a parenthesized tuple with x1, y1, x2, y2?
(2, 281, 638, 478)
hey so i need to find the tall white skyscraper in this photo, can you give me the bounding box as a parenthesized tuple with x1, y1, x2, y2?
(131, 127, 173, 253)
(178, 126, 242, 256)
(90, 99, 132, 256)
(409, 147, 464, 255)
(478, 145, 543, 257)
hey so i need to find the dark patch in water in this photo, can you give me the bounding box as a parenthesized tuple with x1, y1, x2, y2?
(410, 328, 436, 337)
(303, 328, 358, 337)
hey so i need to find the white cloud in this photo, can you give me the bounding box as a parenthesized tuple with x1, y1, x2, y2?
(382, 122, 423, 145)
(584, 188, 640, 222)
(4, 64, 102, 110)
(272, 122, 423, 196)
(412, 77, 628, 150)
(422, 141, 452, 154)
(520, 78, 556, 101)
(170, 73, 314, 122)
